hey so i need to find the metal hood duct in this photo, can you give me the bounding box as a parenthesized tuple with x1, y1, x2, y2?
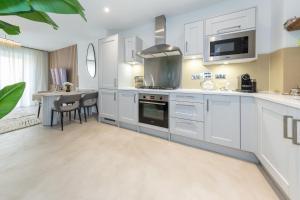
(137, 15, 182, 58)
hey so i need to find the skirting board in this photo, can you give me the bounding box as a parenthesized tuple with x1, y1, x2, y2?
(139, 126, 170, 140)
(171, 134, 259, 164)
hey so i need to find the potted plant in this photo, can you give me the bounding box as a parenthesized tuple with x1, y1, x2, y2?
(0, 82, 25, 119)
(63, 82, 73, 92)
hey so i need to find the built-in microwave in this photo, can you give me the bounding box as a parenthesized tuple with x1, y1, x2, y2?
(204, 30, 256, 64)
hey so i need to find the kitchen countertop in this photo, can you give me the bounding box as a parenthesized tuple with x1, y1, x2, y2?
(118, 87, 300, 110)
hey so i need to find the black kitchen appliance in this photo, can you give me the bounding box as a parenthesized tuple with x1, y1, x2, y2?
(240, 74, 256, 93)
(139, 93, 169, 128)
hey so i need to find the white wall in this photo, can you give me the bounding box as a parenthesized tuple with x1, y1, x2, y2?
(271, 0, 300, 52)
(77, 40, 99, 90)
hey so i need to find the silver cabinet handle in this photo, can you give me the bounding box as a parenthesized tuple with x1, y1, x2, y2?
(134, 94, 136, 103)
(293, 119, 300, 145)
(206, 99, 209, 112)
(283, 116, 293, 139)
(131, 50, 134, 58)
(114, 92, 116, 101)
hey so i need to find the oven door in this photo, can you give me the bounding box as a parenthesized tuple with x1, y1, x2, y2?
(205, 30, 256, 62)
(139, 100, 169, 128)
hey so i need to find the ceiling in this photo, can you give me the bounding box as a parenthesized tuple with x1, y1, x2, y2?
(0, 0, 225, 51)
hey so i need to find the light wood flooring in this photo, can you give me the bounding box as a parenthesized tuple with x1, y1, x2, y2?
(0, 118, 279, 200)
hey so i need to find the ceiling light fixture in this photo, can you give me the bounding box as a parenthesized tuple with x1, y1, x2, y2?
(104, 7, 110, 13)
(0, 36, 21, 48)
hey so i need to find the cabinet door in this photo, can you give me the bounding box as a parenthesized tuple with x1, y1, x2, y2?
(204, 95, 240, 149)
(170, 101, 204, 121)
(287, 108, 300, 200)
(118, 91, 138, 124)
(125, 37, 134, 63)
(125, 37, 142, 64)
(205, 8, 256, 36)
(100, 89, 118, 120)
(257, 101, 294, 197)
(170, 118, 204, 140)
(184, 21, 204, 57)
(99, 35, 118, 89)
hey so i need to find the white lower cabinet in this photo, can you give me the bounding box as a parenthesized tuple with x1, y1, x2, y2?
(257, 100, 299, 199)
(170, 118, 204, 140)
(118, 91, 138, 124)
(99, 89, 118, 121)
(170, 101, 204, 121)
(204, 95, 240, 149)
(170, 93, 204, 141)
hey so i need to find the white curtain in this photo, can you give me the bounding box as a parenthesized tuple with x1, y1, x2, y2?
(0, 46, 48, 107)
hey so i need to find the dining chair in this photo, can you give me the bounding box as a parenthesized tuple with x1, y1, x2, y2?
(32, 91, 48, 118)
(79, 92, 99, 122)
(51, 94, 82, 131)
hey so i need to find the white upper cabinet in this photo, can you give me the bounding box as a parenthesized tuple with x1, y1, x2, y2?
(124, 36, 143, 65)
(184, 20, 204, 57)
(204, 95, 240, 149)
(205, 7, 256, 36)
(99, 34, 123, 89)
(118, 91, 138, 125)
(256, 100, 299, 199)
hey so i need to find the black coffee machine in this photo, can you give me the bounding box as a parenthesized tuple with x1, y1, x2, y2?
(240, 74, 256, 93)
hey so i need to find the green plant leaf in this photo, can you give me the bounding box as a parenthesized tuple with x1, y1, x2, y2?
(0, 0, 31, 14)
(0, 20, 20, 35)
(17, 11, 59, 29)
(30, 0, 86, 21)
(0, 82, 26, 119)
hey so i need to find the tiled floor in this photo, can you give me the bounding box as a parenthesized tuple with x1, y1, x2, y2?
(0, 119, 279, 200)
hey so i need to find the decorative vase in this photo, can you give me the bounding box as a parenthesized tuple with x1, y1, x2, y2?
(66, 85, 71, 92)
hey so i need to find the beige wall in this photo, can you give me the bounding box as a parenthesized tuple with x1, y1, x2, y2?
(181, 54, 270, 91)
(269, 47, 300, 93)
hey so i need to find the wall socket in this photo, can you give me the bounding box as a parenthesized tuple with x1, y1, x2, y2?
(215, 73, 226, 79)
(191, 74, 202, 80)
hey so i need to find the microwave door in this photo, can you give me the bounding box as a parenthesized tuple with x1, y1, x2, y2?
(206, 30, 256, 62)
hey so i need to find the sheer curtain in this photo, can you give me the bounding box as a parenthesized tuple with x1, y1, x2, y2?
(0, 46, 48, 107)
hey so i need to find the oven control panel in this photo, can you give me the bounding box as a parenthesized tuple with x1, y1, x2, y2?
(139, 94, 169, 102)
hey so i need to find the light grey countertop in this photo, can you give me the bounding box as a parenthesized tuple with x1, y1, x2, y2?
(118, 87, 300, 110)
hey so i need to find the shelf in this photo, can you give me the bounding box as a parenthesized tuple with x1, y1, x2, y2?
(284, 17, 300, 32)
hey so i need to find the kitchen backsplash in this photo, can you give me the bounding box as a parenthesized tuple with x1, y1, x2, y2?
(181, 54, 270, 91)
(125, 47, 300, 93)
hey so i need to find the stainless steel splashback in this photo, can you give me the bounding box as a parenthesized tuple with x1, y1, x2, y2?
(143, 55, 182, 89)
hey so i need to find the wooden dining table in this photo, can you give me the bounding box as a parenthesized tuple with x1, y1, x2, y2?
(32, 90, 97, 126)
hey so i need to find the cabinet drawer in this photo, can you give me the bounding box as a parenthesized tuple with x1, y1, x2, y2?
(170, 118, 204, 141)
(205, 8, 256, 36)
(170, 93, 204, 103)
(170, 101, 204, 121)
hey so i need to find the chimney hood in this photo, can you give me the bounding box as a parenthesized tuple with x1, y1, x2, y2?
(137, 15, 182, 58)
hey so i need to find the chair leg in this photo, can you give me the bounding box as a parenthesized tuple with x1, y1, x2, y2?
(37, 102, 41, 118)
(95, 104, 99, 114)
(74, 109, 77, 120)
(78, 108, 82, 124)
(60, 112, 64, 131)
(69, 111, 71, 121)
(84, 107, 87, 122)
(51, 110, 54, 127)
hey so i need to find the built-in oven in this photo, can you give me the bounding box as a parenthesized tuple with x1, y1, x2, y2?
(139, 93, 169, 129)
(204, 30, 256, 63)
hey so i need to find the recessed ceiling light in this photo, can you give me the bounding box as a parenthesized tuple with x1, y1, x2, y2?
(104, 7, 110, 13)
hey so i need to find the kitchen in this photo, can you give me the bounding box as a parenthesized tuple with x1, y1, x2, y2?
(96, 3, 300, 200)
(1, 0, 300, 199)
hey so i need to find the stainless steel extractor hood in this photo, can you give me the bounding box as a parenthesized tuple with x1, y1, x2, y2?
(137, 15, 182, 58)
